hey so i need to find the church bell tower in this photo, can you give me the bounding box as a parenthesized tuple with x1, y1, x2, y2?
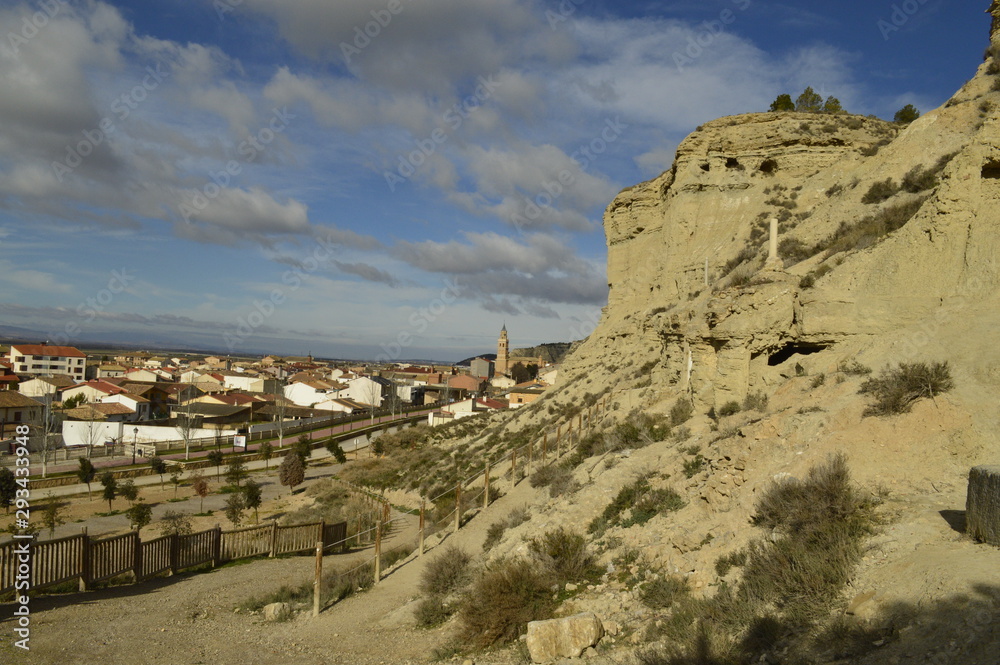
(496, 324, 509, 376)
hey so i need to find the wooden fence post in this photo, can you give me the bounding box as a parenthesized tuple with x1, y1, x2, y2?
(454, 484, 462, 533)
(168, 533, 178, 577)
(542, 433, 548, 462)
(419, 499, 425, 557)
(212, 526, 221, 568)
(313, 541, 323, 617)
(556, 425, 562, 457)
(483, 460, 490, 510)
(269, 520, 278, 557)
(510, 450, 517, 492)
(132, 530, 142, 583)
(79, 526, 89, 592)
(374, 520, 382, 584)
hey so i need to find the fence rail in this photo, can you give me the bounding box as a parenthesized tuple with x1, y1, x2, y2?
(0, 520, 347, 597)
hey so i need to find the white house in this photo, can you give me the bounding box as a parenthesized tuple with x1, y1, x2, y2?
(7, 343, 86, 379)
(102, 392, 151, 421)
(18, 375, 77, 402)
(344, 376, 391, 408)
(284, 378, 344, 407)
(123, 368, 160, 383)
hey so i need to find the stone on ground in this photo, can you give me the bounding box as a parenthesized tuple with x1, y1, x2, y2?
(526, 612, 604, 663)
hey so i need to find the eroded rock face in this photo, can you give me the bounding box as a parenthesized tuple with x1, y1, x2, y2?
(525, 612, 604, 663)
(577, 40, 1000, 411)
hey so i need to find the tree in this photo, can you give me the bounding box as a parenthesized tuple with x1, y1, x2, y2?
(224, 493, 246, 527)
(207, 449, 225, 480)
(511, 362, 530, 384)
(822, 96, 844, 114)
(278, 452, 305, 495)
(76, 458, 96, 499)
(242, 480, 262, 523)
(169, 471, 182, 498)
(795, 86, 823, 113)
(769, 93, 794, 112)
(371, 435, 385, 457)
(225, 457, 248, 487)
(894, 103, 920, 125)
(126, 502, 153, 534)
(63, 393, 86, 409)
(42, 493, 64, 537)
(0, 468, 16, 514)
(119, 479, 140, 505)
(326, 439, 347, 464)
(191, 472, 210, 513)
(259, 441, 273, 470)
(158, 510, 193, 537)
(149, 456, 167, 489)
(175, 401, 196, 461)
(293, 434, 313, 463)
(100, 471, 118, 512)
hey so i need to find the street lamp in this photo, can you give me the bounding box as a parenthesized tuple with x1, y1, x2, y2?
(132, 427, 138, 465)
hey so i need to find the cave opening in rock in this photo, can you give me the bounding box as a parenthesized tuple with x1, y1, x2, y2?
(700, 163, 711, 172)
(725, 157, 743, 170)
(981, 161, 1000, 179)
(767, 342, 831, 366)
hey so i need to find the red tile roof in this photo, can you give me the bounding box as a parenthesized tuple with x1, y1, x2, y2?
(9, 344, 86, 358)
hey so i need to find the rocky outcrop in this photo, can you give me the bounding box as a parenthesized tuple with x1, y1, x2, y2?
(525, 612, 605, 662)
(566, 31, 1000, 414)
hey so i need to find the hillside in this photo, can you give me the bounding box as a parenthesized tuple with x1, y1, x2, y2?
(13, 8, 1000, 665)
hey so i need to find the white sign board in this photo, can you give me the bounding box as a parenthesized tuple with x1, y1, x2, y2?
(234, 435, 247, 449)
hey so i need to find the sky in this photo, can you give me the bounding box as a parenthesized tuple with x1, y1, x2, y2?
(0, 0, 987, 362)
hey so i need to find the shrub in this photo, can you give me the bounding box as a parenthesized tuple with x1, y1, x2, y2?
(825, 183, 844, 197)
(528, 528, 599, 584)
(640, 575, 691, 609)
(860, 178, 899, 204)
(669, 399, 694, 427)
(483, 521, 508, 552)
(714, 549, 747, 576)
(822, 196, 927, 257)
(859, 361, 954, 416)
(839, 360, 871, 375)
(458, 557, 556, 648)
(529, 464, 576, 498)
(717, 401, 741, 418)
(589, 475, 684, 534)
(415, 596, 453, 627)
(682, 456, 705, 479)
(421, 545, 472, 596)
(901, 165, 937, 193)
(742, 391, 768, 412)
(799, 274, 815, 289)
(810, 373, 826, 388)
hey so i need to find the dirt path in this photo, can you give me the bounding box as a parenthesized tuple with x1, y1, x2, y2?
(2, 473, 541, 665)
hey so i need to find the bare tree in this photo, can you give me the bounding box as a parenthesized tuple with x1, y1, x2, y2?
(175, 399, 196, 461)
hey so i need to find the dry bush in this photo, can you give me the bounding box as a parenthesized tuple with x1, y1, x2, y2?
(420, 545, 472, 596)
(859, 361, 954, 416)
(414, 595, 453, 628)
(457, 557, 556, 649)
(527, 527, 600, 584)
(640, 575, 691, 610)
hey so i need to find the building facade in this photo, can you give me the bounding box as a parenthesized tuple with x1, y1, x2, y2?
(8, 344, 86, 378)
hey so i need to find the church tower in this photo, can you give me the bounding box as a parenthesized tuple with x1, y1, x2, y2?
(496, 324, 509, 376)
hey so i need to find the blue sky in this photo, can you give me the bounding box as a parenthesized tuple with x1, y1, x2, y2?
(0, 0, 986, 361)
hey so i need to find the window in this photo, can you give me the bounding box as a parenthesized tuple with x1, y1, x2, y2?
(13, 411, 21, 422)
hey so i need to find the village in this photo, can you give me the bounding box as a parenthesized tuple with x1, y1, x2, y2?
(0, 325, 559, 465)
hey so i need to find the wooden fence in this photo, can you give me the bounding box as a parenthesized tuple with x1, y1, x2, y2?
(0, 520, 348, 596)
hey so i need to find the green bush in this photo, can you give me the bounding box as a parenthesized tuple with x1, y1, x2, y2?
(717, 401, 741, 417)
(810, 374, 826, 389)
(839, 360, 871, 376)
(458, 557, 556, 648)
(682, 456, 705, 479)
(420, 545, 472, 596)
(669, 399, 694, 427)
(860, 178, 899, 204)
(589, 475, 684, 534)
(901, 165, 937, 193)
(529, 464, 576, 498)
(859, 361, 954, 416)
(640, 575, 691, 610)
